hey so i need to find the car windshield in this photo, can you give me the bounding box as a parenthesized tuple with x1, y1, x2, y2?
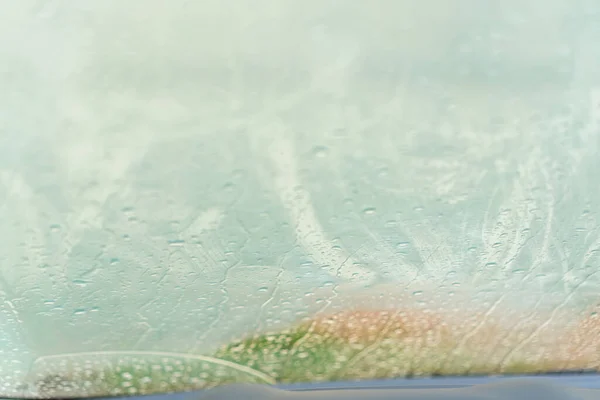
(2, 1, 600, 398)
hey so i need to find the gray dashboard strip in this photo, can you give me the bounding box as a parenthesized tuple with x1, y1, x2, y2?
(89, 375, 600, 400)
(199, 380, 598, 400)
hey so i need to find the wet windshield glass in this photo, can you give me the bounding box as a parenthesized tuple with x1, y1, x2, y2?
(1, 1, 600, 397)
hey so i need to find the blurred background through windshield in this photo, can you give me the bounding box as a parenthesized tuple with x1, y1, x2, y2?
(1, 0, 600, 397)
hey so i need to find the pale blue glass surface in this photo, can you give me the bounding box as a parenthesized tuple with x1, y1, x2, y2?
(1, 1, 600, 397)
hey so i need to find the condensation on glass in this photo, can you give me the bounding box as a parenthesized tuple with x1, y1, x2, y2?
(1, 1, 600, 397)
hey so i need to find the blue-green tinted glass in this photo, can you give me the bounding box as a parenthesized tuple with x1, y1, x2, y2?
(1, 1, 600, 397)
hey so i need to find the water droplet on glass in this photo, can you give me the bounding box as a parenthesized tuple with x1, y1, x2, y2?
(378, 168, 389, 178)
(73, 309, 86, 316)
(363, 207, 376, 215)
(257, 287, 268, 293)
(396, 242, 410, 249)
(413, 290, 423, 296)
(121, 372, 133, 380)
(168, 239, 185, 247)
(49, 224, 61, 233)
(72, 279, 88, 287)
(312, 146, 329, 158)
